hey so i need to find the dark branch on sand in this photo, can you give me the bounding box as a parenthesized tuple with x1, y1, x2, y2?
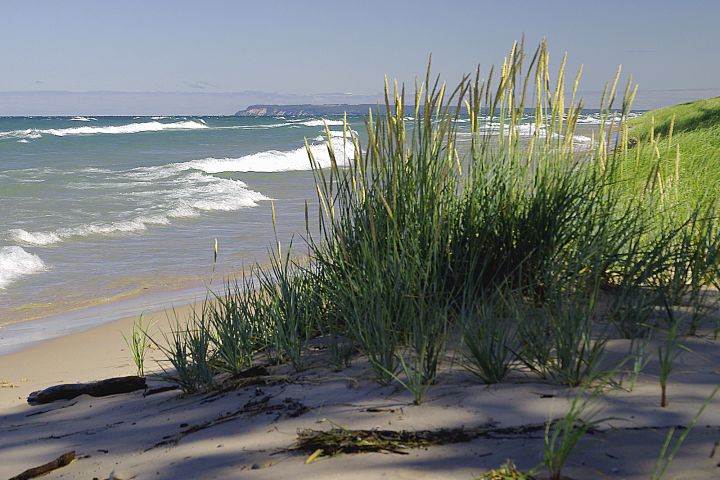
(9, 451, 75, 480)
(27, 376, 147, 405)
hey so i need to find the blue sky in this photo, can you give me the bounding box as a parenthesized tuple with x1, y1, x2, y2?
(1, 0, 718, 114)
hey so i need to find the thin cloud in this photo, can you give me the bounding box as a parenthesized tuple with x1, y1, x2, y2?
(183, 80, 217, 90)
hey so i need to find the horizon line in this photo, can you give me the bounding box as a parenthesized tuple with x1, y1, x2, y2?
(1, 87, 718, 95)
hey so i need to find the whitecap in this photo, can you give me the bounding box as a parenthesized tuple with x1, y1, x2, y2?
(298, 119, 345, 127)
(9, 215, 174, 246)
(0, 246, 47, 289)
(0, 120, 208, 141)
(8, 229, 62, 246)
(576, 114, 602, 125)
(45, 120, 208, 136)
(180, 137, 354, 174)
(312, 130, 357, 141)
(8, 172, 270, 247)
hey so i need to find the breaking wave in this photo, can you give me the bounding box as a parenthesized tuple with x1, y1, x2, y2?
(176, 137, 355, 174)
(0, 246, 47, 289)
(9, 172, 269, 247)
(0, 120, 209, 140)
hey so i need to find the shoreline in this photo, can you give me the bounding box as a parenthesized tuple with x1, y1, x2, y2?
(0, 303, 718, 479)
(0, 281, 212, 356)
(0, 300, 199, 408)
(0, 251, 306, 356)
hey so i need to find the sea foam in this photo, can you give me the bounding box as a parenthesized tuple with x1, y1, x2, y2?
(296, 119, 345, 127)
(9, 175, 269, 247)
(312, 129, 357, 141)
(0, 246, 47, 289)
(180, 137, 355, 174)
(0, 120, 208, 140)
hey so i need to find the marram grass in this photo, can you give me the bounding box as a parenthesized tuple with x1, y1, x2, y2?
(152, 41, 720, 418)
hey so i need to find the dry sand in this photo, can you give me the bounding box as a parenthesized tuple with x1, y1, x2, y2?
(0, 304, 719, 480)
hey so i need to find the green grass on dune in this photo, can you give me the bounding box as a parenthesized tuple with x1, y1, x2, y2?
(628, 96, 720, 140)
(148, 41, 720, 412)
(621, 97, 720, 212)
(140, 42, 720, 478)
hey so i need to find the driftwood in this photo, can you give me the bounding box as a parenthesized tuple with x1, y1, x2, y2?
(9, 451, 75, 480)
(143, 384, 180, 397)
(27, 376, 146, 405)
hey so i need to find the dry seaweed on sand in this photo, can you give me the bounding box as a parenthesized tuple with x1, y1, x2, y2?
(289, 422, 547, 458)
(478, 461, 535, 480)
(291, 427, 468, 456)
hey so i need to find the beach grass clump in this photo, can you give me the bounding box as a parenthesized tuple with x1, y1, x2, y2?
(152, 40, 720, 407)
(156, 309, 216, 394)
(656, 208, 720, 335)
(460, 290, 519, 384)
(545, 284, 608, 387)
(209, 274, 270, 375)
(261, 250, 322, 371)
(303, 40, 644, 396)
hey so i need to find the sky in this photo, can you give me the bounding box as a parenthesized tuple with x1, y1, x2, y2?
(1, 0, 719, 114)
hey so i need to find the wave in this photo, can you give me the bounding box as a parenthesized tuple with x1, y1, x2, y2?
(462, 122, 597, 147)
(0, 120, 209, 140)
(472, 122, 546, 136)
(312, 129, 357, 141)
(178, 137, 355, 174)
(0, 246, 47, 289)
(296, 119, 345, 127)
(223, 123, 289, 130)
(70, 116, 96, 122)
(218, 119, 348, 131)
(9, 171, 269, 247)
(575, 112, 639, 125)
(8, 218, 170, 246)
(8, 230, 62, 246)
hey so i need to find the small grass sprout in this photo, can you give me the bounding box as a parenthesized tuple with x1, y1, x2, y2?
(541, 389, 603, 480)
(651, 385, 719, 479)
(123, 313, 152, 377)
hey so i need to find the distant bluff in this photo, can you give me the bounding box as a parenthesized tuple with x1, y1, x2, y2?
(234, 104, 377, 116)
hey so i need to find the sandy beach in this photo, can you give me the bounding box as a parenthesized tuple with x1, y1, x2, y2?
(1, 299, 718, 480)
(3, 2, 720, 479)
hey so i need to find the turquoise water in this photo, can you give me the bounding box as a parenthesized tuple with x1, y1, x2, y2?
(0, 116, 357, 327)
(0, 112, 620, 349)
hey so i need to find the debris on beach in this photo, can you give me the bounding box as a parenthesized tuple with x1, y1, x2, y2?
(478, 461, 535, 480)
(289, 422, 526, 458)
(27, 376, 146, 405)
(9, 450, 75, 480)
